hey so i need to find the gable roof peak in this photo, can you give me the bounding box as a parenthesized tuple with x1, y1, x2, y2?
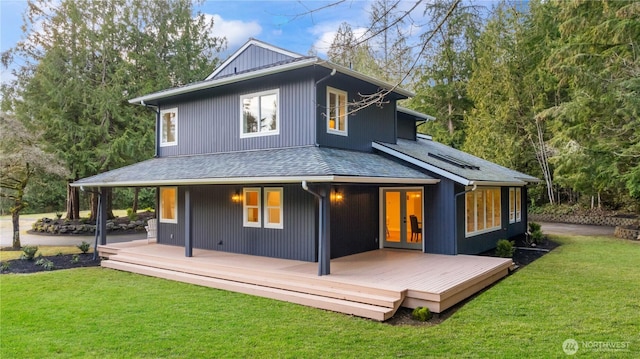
(205, 38, 305, 80)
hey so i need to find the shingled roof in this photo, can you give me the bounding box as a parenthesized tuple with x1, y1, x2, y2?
(74, 146, 438, 187)
(373, 138, 539, 186)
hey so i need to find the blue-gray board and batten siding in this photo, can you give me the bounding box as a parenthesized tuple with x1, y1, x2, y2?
(315, 72, 402, 152)
(157, 184, 384, 262)
(157, 69, 316, 157)
(455, 184, 529, 254)
(211, 44, 295, 80)
(158, 184, 317, 261)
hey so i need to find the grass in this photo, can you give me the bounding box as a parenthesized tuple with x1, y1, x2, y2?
(0, 246, 93, 261)
(1, 235, 639, 358)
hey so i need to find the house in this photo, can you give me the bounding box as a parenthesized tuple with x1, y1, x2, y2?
(75, 39, 538, 277)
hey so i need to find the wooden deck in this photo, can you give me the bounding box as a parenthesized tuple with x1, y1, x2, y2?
(98, 242, 513, 321)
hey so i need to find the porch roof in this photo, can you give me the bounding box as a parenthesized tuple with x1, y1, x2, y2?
(373, 138, 540, 186)
(73, 146, 439, 187)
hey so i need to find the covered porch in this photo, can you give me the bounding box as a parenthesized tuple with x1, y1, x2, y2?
(99, 241, 513, 321)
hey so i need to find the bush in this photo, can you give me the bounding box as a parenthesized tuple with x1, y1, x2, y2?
(21, 245, 39, 260)
(126, 208, 137, 221)
(35, 258, 55, 271)
(71, 254, 80, 264)
(0, 261, 10, 273)
(528, 222, 542, 233)
(496, 239, 515, 258)
(77, 241, 91, 254)
(411, 306, 432, 321)
(530, 230, 544, 244)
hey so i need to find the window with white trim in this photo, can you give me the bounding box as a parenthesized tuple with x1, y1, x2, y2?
(465, 188, 501, 236)
(327, 87, 348, 135)
(243, 188, 261, 227)
(240, 89, 279, 137)
(159, 187, 177, 223)
(264, 188, 283, 229)
(509, 187, 522, 223)
(160, 108, 178, 146)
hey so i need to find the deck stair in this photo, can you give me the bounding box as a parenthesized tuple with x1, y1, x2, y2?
(102, 251, 405, 321)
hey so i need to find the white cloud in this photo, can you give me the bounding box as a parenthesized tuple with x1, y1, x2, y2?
(311, 22, 369, 57)
(203, 14, 262, 51)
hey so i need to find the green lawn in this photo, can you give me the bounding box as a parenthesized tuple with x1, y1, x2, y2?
(1, 235, 638, 358)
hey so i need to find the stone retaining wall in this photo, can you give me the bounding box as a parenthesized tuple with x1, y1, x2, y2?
(614, 226, 640, 241)
(529, 214, 637, 227)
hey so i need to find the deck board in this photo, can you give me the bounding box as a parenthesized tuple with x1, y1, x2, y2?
(99, 243, 512, 319)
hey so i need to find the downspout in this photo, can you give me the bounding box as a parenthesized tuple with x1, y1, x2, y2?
(140, 100, 160, 157)
(314, 67, 336, 148)
(302, 181, 330, 276)
(454, 182, 476, 255)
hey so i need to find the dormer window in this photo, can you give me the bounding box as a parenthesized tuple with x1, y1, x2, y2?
(240, 89, 280, 138)
(160, 108, 178, 146)
(327, 87, 348, 136)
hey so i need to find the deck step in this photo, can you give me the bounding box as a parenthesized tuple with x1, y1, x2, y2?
(102, 260, 397, 321)
(108, 253, 403, 309)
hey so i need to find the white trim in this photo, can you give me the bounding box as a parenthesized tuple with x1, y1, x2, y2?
(373, 142, 471, 185)
(159, 108, 178, 147)
(240, 89, 280, 138)
(326, 86, 348, 136)
(205, 39, 303, 80)
(159, 187, 178, 224)
(129, 58, 414, 105)
(397, 106, 436, 121)
(243, 187, 261, 228)
(264, 187, 283, 229)
(73, 175, 440, 188)
(130, 58, 317, 104)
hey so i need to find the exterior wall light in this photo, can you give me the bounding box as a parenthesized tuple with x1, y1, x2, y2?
(330, 189, 344, 203)
(231, 190, 242, 203)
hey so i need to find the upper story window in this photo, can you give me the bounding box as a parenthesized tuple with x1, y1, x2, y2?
(327, 87, 348, 136)
(160, 108, 178, 146)
(240, 89, 279, 138)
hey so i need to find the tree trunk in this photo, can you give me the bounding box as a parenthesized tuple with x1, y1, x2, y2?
(89, 192, 99, 222)
(11, 210, 21, 249)
(447, 102, 454, 135)
(105, 187, 115, 219)
(66, 180, 81, 220)
(132, 188, 139, 213)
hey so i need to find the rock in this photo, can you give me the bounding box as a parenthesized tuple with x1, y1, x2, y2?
(59, 228, 68, 234)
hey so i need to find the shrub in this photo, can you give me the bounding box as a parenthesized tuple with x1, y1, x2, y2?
(0, 261, 10, 273)
(496, 239, 515, 258)
(411, 306, 432, 321)
(55, 211, 63, 219)
(21, 245, 39, 260)
(126, 208, 137, 221)
(35, 258, 55, 271)
(71, 254, 80, 264)
(528, 222, 542, 233)
(531, 230, 544, 244)
(77, 241, 91, 254)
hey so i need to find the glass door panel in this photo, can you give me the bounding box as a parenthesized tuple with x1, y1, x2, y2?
(383, 189, 423, 250)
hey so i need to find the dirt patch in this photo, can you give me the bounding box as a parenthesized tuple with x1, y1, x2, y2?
(0, 252, 101, 274)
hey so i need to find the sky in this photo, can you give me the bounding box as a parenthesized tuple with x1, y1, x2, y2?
(0, 0, 387, 85)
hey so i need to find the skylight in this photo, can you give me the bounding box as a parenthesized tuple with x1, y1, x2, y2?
(428, 153, 480, 170)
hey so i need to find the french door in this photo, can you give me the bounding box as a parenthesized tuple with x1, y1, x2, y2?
(382, 188, 423, 250)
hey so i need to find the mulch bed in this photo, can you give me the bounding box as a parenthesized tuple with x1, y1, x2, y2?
(0, 252, 101, 274)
